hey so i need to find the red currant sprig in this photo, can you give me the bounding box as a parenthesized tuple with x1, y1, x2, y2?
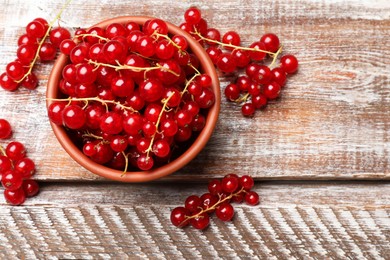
(0, 119, 39, 206)
(171, 174, 260, 230)
(0, 1, 72, 92)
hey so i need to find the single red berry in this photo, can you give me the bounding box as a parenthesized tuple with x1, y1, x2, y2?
(222, 31, 240, 49)
(21, 72, 38, 90)
(263, 81, 281, 100)
(15, 157, 35, 179)
(170, 207, 190, 227)
(216, 53, 237, 73)
(245, 191, 260, 205)
(152, 139, 170, 158)
(208, 179, 222, 195)
(206, 46, 222, 64)
(48, 101, 66, 125)
(123, 113, 144, 135)
(252, 65, 272, 85)
(184, 7, 202, 25)
(39, 42, 56, 61)
(17, 44, 37, 65)
(83, 142, 97, 157)
(22, 179, 39, 197)
(205, 28, 221, 44)
(6, 141, 26, 162)
(191, 213, 210, 230)
(110, 136, 128, 152)
(185, 195, 202, 213)
(0, 119, 12, 139)
(62, 105, 86, 129)
(18, 34, 37, 46)
(216, 203, 235, 221)
(0, 155, 12, 173)
(280, 54, 299, 74)
(1, 170, 23, 191)
(49, 27, 71, 47)
(249, 41, 267, 61)
(194, 88, 215, 109)
(232, 49, 250, 68)
(26, 21, 46, 38)
(90, 142, 114, 165)
(191, 114, 206, 132)
(0, 72, 19, 91)
(137, 155, 154, 170)
(4, 188, 26, 205)
(252, 94, 268, 109)
(241, 103, 256, 117)
(60, 39, 76, 55)
(221, 176, 239, 193)
(260, 33, 280, 53)
(6, 61, 25, 81)
(239, 175, 254, 190)
(200, 193, 219, 211)
(106, 23, 128, 39)
(272, 67, 287, 87)
(139, 78, 163, 103)
(100, 112, 123, 135)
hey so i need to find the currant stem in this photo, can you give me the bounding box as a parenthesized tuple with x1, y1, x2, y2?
(0, 144, 6, 156)
(48, 96, 139, 113)
(269, 45, 283, 68)
(179, 187, 246, 227)
(74, 33, 109, 42)
(181, 72, 200, 97)
(235, 93, 250, 104)
(16, 0, 72, 83)
(120, 151, 129, 176)
(82, 131, 104, 141)
(145, 92, 175, 159)
(193, 31, 276, 56)
(153, 32, 185, 54)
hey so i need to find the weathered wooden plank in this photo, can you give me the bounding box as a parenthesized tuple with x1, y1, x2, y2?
(0, 0, 389, 181)
(0, 182, 388, 259)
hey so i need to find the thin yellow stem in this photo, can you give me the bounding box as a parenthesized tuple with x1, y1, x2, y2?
(235, 93, 250, 104)
(269, 45, 283, 69)
(181, 72, 200, 97)
(74, 33, 109, 42)
(120, 151, 129, 176)
(16, 0, 73, 83)
(0, 144, 6, 156)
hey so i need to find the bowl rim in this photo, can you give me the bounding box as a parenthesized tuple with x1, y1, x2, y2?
(46, 16, 220, 182)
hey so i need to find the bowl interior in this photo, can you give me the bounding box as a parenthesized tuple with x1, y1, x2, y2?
(46, 16, 220, 182)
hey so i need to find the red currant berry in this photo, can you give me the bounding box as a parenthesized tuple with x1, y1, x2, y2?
(39, 42, 56, 61)
(182, 101, 200, 117)
(21, 72, 38, 90)
(184, 7, 202, 25)
(18, 34, 37, 46)
(185, 195, 202, 213)
(175, 126, 192, 142)
(206, 46, 222, 64)
(200, 193, 219, 211)
(252, 94, 268, 109)
(191, 213, 209, 230)
(103, 40, 126, 64)
(232, 49, 250, 68)
(15, 157, 35, 179)
(241, 103, 255, 117)
(160, 119, 178, 137)
(224, 83, 240, 101)
(263, 81, 281, 100)
(26, 21, 46, 38)
(90, 142, 114, 164)
(139, 78, 163, 102)
(76, 63, 97, 84)
(222, 31, 240, 49)
(216, 53, 237, 73)
(110, 136, 128, 152)
(22, 179, 40, 197)
(249, 41, 267, 61)
(62, 105, 86, 129)
(100, 112, 123, 135)
(271, 67, 287, 87)
(1, 170, 23, 191)
(221, 176, 239, 193)
(6, 141, 26, 162)
(125, 22, 140, 33)
(48, 101, 66, 125)
(191, 114, 206, 132)
(260, 33, 280, 53)
(6, 61, 25, 81)
(106, 23, 128, 39)
(83, 142, 97, 157)
(194, 88, 215, 109)
(252, 65, 272, 84)
(172, 35, 188, 51)
(0, 155, 12, 173)
(49, 27, 71, 47)
(136, 36, 156, 57)
(70, 44, 89, 64)
(208, 179, 222, 195)
(123, 113, 143, 135)
(245, 191, 260, 205)
(280, 54, 299, 74)
(60, 39, 76, 55)
(0, 72, 19, 91)
(171, 207, 190, 227)
(0, 119, 12, 139)
(239, 175, 254, 190)
(17, 44, 37, 65)
(152, 139, 170, 158)
(4, 188, 26, 205)
(216, 203, 235, 221)
(137, 155, 154, 171)
(205, 28, 221, 44)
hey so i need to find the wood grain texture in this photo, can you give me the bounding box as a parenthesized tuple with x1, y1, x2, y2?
(0, 182, 389, 259)
(0, 0, 389, 181)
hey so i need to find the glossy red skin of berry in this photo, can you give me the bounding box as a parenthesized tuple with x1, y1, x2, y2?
(260, 33, 280, 53)
(222, 31, 241, 48)
(1, 170, 23, 191)
(252, 65, 272, 85)
(17, 44, 37, 65)
(18, 34, 37, 46)
(83, 142, 97, 157)
(22, 179, 39, 197)
(208, 179, 222, 196)
(241, 103, 256, 117)
(271, 68, 287, 87)
(144, 103, 163, 123)
(0, 155, 12, 173)
(6, 142, 26, 162)
(139, 78, 163, 102)
(100, 112, 123, 135)
(106, 23, 128, 39)
(152, 139, 170, 158)
(172, 35, 188, 51)
(191, 114, 206, 132)
(221, 176, 239, 193)
(245, 191, 260, 205)
(232, 49, 250, 68)
(144, 19, 168, 35)
(85, 27, 106, 44)
(137, 155, 154, 170)
(248, 83, 261, 96)
(0, 119, 12, 139)
(90, 142, 114, 165)
(62, 105, 86, 129)
(4, 188, 26, 206)
(155, 39, 175, 60)
(216, 53, 237, 73)
(171, 207, 190, 227)
(174, 126, 192, 142)
(216, 203, 235, 221)
(164, 87, 181, 107)
(6, 61, 25, 81)
(239, 175, 254, 190)
(157, 60, 181, 85)
(21, 72, 38, 90)
(184, 195, 202, 213)
(60, 39, 76, 55)
(191, 213, 210, 230)
(280, 54, 299, 74)
(206, 46, 222, 64)
(48, 102, 66, 125)
(182, 101, 200, 117)
(26, 21, 45, 38)
(50, 27, 71, 47)
(103, 40, 126, 64)
(70, 44, 89, 64)
(15, 157, 35, 179)
(175, 110, 193, 127)
(39, 42, 56, 61)
(76, 63, 97, 84)
(224, 83, 240, 101)
(263, 81, 281, 100)
(136, 36, 156, 57)
(160, 119, 178, 137)
(184, 7, 202, 25)
(194, 88, 215, 109)
(249, 41, 267, 61)
(110, 136, 128, 152)
(205, 28, 221, 44)
(252, 94, 268, 109)
(111, 76, 134, 98)
(200, 193, 219, 211)
(123, 113, 143, 135)
(0, 72, 19, 91)
(33, 18, 48, 30)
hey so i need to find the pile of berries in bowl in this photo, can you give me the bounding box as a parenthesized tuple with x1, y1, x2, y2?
(46, 16, 220, 182)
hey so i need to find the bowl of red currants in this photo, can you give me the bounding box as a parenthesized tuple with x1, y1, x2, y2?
(46, 16, 220, 182)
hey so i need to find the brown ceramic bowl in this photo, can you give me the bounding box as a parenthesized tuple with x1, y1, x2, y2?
(46, 16, 220, 182)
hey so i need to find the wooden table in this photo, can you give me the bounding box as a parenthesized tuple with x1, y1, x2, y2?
(1, 0, 389, 258)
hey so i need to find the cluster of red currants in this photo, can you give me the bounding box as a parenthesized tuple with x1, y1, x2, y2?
(179, 7, 299, 116)
(0, 17, 71, 91)
(0, 119, 39, 205)
(171, 174, 259, 230)
(47, 18, 216, 171)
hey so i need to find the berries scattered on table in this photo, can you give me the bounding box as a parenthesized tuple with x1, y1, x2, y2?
(171, 174, 260, 230)
(0, 120, 39, 205)
(47, 18, 216, 172)
(180, 7, 299, 117)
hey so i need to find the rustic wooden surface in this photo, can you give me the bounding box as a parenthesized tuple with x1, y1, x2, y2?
(0, 0, 389, 259)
